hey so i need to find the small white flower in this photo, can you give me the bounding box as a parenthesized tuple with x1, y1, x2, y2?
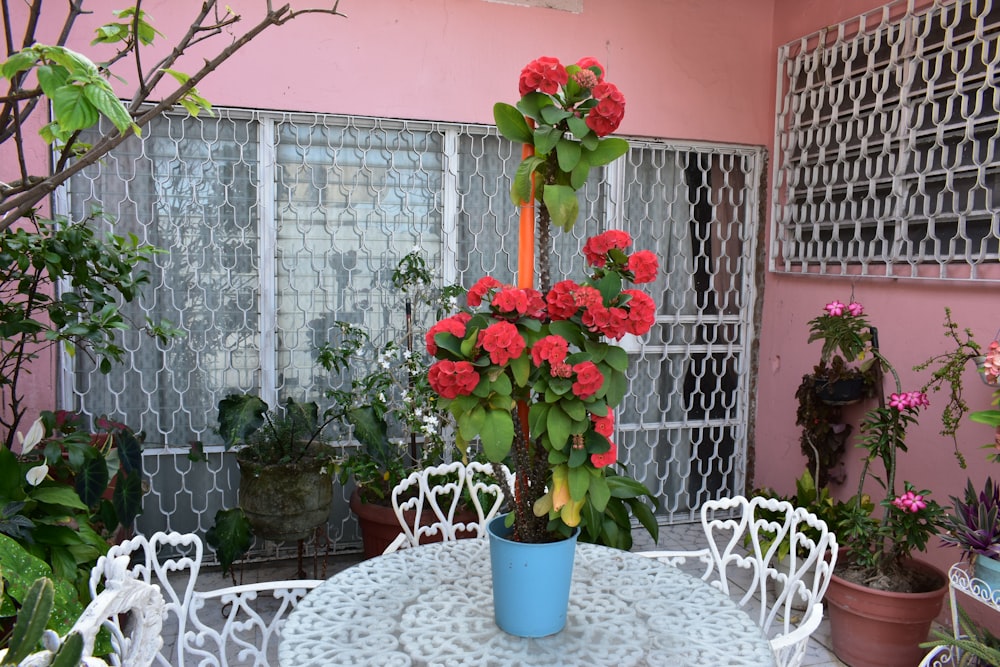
(377, 392, 386, 403)
(414, 408, 424, 418)
(16, 418, 45, 455)
(25, 464, 49, 487)
(403, 350, 412, 360)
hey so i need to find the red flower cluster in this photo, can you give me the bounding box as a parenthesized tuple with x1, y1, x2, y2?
(583, 230, 633, 266)
(518, 56, 568, 96)
(425, 312, 470, 355)
(531, 335, 569, 369)
(586, 81, 626, 137)
(468, 276, 502, 307)
(590, 440, 617, 468)
(571, 361, 604, 399)
(492, 286, 546, 319)
(428, 360, 480, 399)
(628, 250, 659, 283)
(479, 321, 526, 366)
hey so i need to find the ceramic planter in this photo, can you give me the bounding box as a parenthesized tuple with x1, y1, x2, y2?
(825, 560, 947, 667)
(486, 513, 579, 637)
(974, 554, 1000, 595)
(236, 446, 335, 542)
(349, 489, 480, 559)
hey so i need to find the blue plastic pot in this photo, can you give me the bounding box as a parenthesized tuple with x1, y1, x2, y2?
(974, 554, 1000, 596)
(486, 513, 579, 637)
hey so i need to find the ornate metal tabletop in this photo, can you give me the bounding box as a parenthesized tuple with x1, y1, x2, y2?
(279, 539, 777, 666)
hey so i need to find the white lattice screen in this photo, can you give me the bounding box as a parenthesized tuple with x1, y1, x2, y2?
(57, 109, 762, 558)
(772, 0, 1000, 281)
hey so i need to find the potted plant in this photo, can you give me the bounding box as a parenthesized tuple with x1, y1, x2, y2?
(314, 251, 470, 558)
(426, 56, 659, 637)
(802, 299, 950, 667)
(941, 477, 1000, 592)
(805, 299, 878, 405)
(206, 394, 339, 574)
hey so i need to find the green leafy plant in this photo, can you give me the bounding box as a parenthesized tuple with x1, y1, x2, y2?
(321, 250, 464, 505)
(922, 603, 1000, 667)
(0, 576, 85, 666)
(427, 57, 659, 549)
(940, 477, 1000, 562)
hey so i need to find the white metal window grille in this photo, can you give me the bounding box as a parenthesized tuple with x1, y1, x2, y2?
(772, 0, 1000, 281)
(58, 109, 762, 556)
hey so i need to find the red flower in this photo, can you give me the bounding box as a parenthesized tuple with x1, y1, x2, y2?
(583, 230, 632, 265)
(585, 82, 626, 136)
(492, 286, 544, 318)
(546, 280, 581, 320)
(622, 290, 656, 336)
(428, 360, 480, 399)
(468, 276, 502, 307)
(519, 56, 568, 96)
(571, 361, 605, 399)
(590, 440, 617, 468)
(575, 57, 605, 82)
(478, 321, 526, 366)
(591, 411, 614, 437)
(627, 250, 659, 283)
(531, 335, 569, 368)
(573, 285, 603, 310)
(582, 304, 629, 340)
(426, 312, 471, 355)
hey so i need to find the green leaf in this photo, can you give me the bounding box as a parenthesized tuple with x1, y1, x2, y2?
(542, 184, 580, 231)
(112, 470, 143, 527)
(627, 497, 660, 542)
(588, 474, 611, 511)
(217, 394, 268, 448)
(5, 577, 54, 664)
(570, 159, 590, 190)
(28, 486, 87, 510)
(205, 508, 252, 576)
(605, 369, 627, 406)
(511, 156, 543, 206)
(546, 404, 572, 450)
(510, 353, 531, 388)
(533, 126, 559, 155)
(586, 137, 629, 166)
(556, 138, 582, 173)
(516, 92, 553, 123)
(35, 65, 69, 98)
(493, 103, 533, 144)
(458, 404, 486, 440)
(51, 85, 99, 135)
(568, 466, 589, 500)
(528, 402, 550, 436)
(480, 409, 514, 461)
(566, 115, 591, 140)
(82, 83, 135, 134)
(1, 51, 38, 78)
(539, 105, 573, 125)
(604, 345, 629, 371)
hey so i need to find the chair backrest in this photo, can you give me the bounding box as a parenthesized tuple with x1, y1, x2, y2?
(91, 530, 322, 667)
(386, 461, 509, 553)
(700, 495, 839, 667)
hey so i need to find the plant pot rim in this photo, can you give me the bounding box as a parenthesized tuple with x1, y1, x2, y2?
(486, 513, 580, 546)
(830, 559, 947, 599)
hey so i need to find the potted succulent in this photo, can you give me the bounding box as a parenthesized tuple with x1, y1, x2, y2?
(941, 477, 1000, 592)
(207, 394, 340, 574)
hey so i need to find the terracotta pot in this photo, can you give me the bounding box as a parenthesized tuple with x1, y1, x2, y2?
(349, 488, 478, 559)
(237, 446, 335, 542)
(826, 560, 947, 667)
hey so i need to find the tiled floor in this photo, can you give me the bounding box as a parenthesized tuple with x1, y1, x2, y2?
(180, 521, 849, 666)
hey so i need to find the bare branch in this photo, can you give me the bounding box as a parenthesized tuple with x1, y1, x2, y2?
(0, 2, 346, 231)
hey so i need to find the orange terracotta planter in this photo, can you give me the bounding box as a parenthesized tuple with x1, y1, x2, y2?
(826, 560, 947, 667)
(349, 489, 478, 559)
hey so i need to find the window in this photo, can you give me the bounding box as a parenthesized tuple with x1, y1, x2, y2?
(61, 108, 762, 524)
(772, 0, 1000, 281)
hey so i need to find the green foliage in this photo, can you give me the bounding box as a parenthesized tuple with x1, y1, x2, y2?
(205, 508, 253, 577)
(922, 604, 1000, 667)
(0, 217, 176, 448)
(0, 535, 84, 643)
(217, 394, 332, 466)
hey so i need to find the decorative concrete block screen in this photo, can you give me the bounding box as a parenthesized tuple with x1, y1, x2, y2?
(772, 0, 1000, 281)
(59, 110, 763, 558)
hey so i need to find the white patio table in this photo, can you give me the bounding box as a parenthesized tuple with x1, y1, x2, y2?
(278, 539, 777, 667)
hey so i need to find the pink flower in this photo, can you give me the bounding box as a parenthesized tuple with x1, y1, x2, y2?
(824, 300, 847, 317)
(591, 411, 614, 437)
(622, 289, 656, 336)
(518, 56, 568, 96)
(892, 491, 927, 513)
(531, 335, 569, 368)
(575, 57, 605, 82)
(847, 301, 864, 317)
(890, 391, 929, 410)
(585, 82, 626, 136)
(583, 230, 633, 266)
(984, 340, 1000, 383)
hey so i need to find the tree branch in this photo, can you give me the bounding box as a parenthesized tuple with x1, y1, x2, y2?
(0, 2, 345, 231)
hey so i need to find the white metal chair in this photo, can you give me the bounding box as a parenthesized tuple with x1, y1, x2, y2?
(638, 495, 838, 667)
(92, 530, 322, 667)
(5, 556, 166, 667)
(384, 460, 509, 553)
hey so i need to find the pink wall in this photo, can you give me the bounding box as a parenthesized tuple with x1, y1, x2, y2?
(760, 0, 999, 577)
(8, 1, 997, 576)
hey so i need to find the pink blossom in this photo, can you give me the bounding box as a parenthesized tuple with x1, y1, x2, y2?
(892, 491, 927, 513)
(847, 302, 864, 317)
(824, 300, 846, 317)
